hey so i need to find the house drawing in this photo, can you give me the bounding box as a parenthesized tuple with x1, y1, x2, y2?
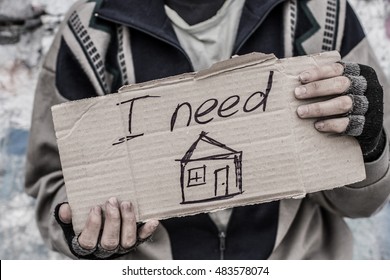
(177, 131, 243, 204)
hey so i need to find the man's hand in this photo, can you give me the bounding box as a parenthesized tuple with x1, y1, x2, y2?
(295, 62, 384, 162)
(55, 197, 159, 259)
(295, 63, 352, 133)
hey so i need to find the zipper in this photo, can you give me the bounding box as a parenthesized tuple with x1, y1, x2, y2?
(94, 12, 195, 72)
(234, 0, 285, 54)
(219, 231, 226, 260)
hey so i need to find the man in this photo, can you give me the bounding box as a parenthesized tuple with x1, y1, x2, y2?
(25, 0, 390, 259)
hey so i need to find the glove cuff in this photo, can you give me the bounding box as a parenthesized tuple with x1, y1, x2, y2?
(359, 129, 386, 162)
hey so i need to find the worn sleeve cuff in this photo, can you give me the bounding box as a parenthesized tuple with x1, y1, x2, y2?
(349, 130, 389, 189)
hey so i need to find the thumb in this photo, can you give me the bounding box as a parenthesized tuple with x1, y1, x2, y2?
(58, 202, 72, 224)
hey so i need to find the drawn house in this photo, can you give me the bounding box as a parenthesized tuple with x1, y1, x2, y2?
(177, 131, 243, 204)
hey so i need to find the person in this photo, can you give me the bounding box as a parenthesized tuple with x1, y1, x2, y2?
(25, 0, 390, 259)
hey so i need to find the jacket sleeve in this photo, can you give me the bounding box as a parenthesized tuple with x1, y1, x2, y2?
(24, 1, 93, 259)
(25, 57, 74, 258)
(309, 3, 390, 218)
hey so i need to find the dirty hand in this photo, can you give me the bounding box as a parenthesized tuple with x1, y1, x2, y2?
(295, 62, 384, 162)
(54, 197, 159, 259)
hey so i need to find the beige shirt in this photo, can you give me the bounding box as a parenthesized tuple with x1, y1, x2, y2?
(165, 0, 245, 71)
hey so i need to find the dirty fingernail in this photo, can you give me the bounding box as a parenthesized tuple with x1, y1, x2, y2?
(108, 197, 118, 207)
(151, 220, 159, 229)
(121, 201, 133, 212)
(297, 106, 308, 117)
(295, 86, 307, 97)
(93, 206, 101, 215)
(121, 201, 130, 210)
(315, 122, 325, 130)
(299, 72, 311, 82)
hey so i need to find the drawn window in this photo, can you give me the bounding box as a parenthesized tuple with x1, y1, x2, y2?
(187, 166, 206, 187)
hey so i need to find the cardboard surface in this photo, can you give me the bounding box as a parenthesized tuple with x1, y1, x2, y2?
(52, 51, 366, 234)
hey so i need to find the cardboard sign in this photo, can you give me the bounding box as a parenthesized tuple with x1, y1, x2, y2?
(52, 51, 365, 233)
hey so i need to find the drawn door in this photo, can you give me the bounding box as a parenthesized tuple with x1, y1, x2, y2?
(214, 166, 229, 197)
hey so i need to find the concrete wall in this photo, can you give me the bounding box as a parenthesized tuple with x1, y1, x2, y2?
(0, 0, 389, 259)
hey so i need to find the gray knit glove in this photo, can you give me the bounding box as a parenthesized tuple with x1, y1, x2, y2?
(341, 62, 385, 162)
(54, 202, 150, 259)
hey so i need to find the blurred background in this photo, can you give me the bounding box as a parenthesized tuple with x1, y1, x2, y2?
(0, 0, 389, 260)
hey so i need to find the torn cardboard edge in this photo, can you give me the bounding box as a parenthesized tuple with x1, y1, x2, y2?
(113, 53, 277, 94)
(52, 51, 366, 233)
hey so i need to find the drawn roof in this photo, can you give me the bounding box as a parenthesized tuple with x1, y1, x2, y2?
(180, 131, 240, 163)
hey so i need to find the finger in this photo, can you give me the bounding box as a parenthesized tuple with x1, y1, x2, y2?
(120, 201, 137, 249)
(297, 95, 353, 118)
(315, 117, 350, 134)
(299, 62, 344, 84)
(295, 76, 350, 99)
(78, 206, 102, 250)
(100, 197, 121, 250)
(138, 220, 159, 240)
(59, 203, 72, 224)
